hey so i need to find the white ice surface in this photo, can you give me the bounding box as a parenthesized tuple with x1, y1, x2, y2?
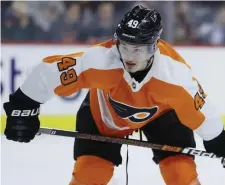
(1, 134, 224, 185)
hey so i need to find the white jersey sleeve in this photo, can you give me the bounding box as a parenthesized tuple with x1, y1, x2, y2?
(161, 54, 224, 141)
(20, 53, 83, 103)
(19, 40, 123, 104)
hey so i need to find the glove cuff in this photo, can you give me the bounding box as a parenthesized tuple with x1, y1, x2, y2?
(4, 88, 41, 117)
(10, 88, 41, 108)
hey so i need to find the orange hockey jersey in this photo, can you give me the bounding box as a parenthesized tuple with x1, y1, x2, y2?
(20, 40, 224, 140)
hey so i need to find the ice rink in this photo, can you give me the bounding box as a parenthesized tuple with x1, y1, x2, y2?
(1, 133, 224, 185)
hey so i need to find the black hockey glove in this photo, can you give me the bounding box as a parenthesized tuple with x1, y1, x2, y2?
(3, 88, 40, 143)
(203, 130, 225, 168)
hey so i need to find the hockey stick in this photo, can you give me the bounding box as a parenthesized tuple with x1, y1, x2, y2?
(38, 127, 225, 164)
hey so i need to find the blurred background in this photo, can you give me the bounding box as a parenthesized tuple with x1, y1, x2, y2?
(1, 0, 225, 45)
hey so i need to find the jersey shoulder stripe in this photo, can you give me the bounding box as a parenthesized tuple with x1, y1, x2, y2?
(94, 39, 116, 48)
(40, 40, 122, 97)
(158, 39, 191, 69)
(43, 52, 84, 63)
(42, 39, 115, 64)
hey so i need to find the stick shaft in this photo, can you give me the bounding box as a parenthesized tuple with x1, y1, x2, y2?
(38, 127, 224, 162)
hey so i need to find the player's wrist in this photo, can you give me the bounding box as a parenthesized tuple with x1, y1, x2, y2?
(9, 88, 41, 108)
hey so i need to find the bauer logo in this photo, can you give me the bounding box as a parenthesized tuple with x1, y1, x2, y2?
(11, 108, 40, 116)
(108, 94, 158, 123)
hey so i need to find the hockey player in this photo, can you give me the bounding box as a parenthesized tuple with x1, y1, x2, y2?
(3, 5, 225, 185)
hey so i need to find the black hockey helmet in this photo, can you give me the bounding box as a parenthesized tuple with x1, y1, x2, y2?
(115, 5, 163, 45)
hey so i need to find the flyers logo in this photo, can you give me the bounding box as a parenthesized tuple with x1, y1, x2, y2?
(108, 94, 158, 123)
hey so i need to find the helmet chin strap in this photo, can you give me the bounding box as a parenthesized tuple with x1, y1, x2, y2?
(144, 42, 157, 68)
(141, 42, 158, 71)
(144, 55, 154, 70)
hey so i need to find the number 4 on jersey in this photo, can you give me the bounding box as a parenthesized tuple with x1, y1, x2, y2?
(57, 57, 76, 71)
(194, 82, 207, 110)
(194, 93, 205, 110)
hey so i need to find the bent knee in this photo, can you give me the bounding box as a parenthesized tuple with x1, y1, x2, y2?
(159, 154, 198, 185)
(70, 155, 114, 185)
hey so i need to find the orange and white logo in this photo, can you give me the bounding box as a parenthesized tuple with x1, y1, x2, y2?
(108, 94, 158, 123)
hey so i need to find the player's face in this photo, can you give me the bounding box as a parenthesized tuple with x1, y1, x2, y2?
(118, 41, 153, 73)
